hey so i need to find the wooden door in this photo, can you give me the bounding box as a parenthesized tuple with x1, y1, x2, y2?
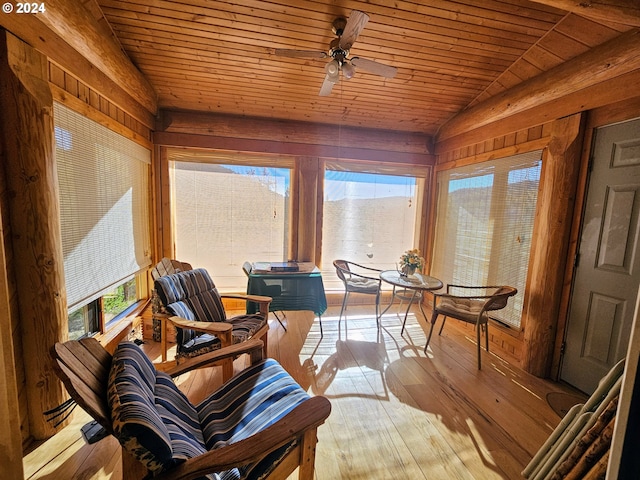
(561, 117, 640, 394)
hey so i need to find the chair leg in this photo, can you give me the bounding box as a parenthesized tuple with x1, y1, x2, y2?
(476, 322, 482, 370)
(273, 311, 287, 331)
(298, 428, 320, 480)
(438, 316, 447, 335)
(338, 292, 349, 326)
(424, 314, 439, 353)
(484, 322, 489, 352)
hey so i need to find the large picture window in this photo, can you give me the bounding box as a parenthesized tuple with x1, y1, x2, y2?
(321, 162, 429, 290)
(169, 149, 292, 291)
(54, 103, 151, 339)
(430, 151, 542, 329)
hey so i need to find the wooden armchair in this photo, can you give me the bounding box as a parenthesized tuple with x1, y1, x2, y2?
(51, 337, 331, 480)
(151, 259, 271, 380)
(426, 284, 517, 369)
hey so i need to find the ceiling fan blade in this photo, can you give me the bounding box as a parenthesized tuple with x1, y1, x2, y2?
(340, 10, 369, 50)
(319, 75, 337, 96)
(275, 49, 327, 59)
(351, 57, 397, 78)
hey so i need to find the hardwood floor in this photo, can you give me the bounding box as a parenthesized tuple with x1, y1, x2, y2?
(23, 304, 584, 479)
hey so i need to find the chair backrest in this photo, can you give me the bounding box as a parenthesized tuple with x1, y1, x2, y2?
(150, 257, 193, 281)
(484, 286, 517, 313)
(333, 259, 351, 283)
(109, 341, 205, 474)
(50, 338, 113, 434)
(242, 261, 252, 276)
(154, 268, 228, 350)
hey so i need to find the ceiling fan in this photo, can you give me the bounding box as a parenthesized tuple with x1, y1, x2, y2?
(275, 10, 397, 96)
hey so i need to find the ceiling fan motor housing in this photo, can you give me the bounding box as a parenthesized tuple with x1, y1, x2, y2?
(332, 16, 347, 36)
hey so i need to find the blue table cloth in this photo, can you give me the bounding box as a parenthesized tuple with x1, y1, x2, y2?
(246, 269, 327, 316)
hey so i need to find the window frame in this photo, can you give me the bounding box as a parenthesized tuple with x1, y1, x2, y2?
(54, 101, 152, 339)
(167, 148, 294, 292)
(321, 159, 431, 290)
(430, 151, 543, 330)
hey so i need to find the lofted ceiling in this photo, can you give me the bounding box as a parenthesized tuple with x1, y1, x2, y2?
(94, 0, 635, 137)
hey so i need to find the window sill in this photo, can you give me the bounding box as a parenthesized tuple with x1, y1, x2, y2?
(96, 299, 149, 354)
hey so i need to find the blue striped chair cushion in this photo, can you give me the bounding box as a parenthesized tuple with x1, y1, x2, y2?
(154, 268, 267, 360)
(109, 342, 219, 478)
(197, 358, 311, 479)
(227, 315, 268, 344)
(186, 289, 227, 323)
(108, 342, 174, 474)
(155, 269, 226, 322)
(155, 273, 187, 305)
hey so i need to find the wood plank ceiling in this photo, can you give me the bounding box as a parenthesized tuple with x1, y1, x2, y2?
(95, 0, 633, 136)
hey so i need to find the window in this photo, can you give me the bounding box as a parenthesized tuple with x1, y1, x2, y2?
(169, 149, 292, 291)
(54, 103, 151, 338)
(321, 162, 429, 290)
(430, 151, 542, 329)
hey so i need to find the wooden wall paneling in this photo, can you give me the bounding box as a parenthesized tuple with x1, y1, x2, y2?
(48, 61, 152, 145)
(522, 113, 585, 377)
(50, 85, 152, 149)
(0, 32, 68, 439)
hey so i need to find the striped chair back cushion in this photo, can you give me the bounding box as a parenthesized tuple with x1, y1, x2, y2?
(155, 269, 227, 349)
(108, 342, 213, 477)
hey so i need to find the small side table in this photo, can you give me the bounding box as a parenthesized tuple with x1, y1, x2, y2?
(379, 270, 443, 333)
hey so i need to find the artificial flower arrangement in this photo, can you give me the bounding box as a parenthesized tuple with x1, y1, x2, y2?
(399, 248, 425, 275)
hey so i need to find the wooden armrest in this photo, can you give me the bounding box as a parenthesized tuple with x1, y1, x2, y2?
(168, 316, 233, 334)
(154, 395, 332, 480)
(221, 293, 272, 303)
(164, 339, 265, 377)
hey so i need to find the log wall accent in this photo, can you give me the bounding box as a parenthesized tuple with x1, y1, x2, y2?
(294, 157, 322, 263)
(530, 0, 640, 27)
(0, 106, 24, 477)
(155, 110, 435, 164)
(523, 113, 585, 377)
(0, 32, 68, 439)
(436, 29, 640, 142)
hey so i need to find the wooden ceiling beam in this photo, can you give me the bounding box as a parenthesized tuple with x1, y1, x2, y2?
(436, 28, 640, 142)
(0, 0, 157, 115)
(529, 0, 640, 27)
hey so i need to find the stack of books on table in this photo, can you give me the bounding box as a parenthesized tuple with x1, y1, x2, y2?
(251, 262, 316, 274)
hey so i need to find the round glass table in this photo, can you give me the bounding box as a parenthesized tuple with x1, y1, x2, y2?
(379, 270, 443, 333)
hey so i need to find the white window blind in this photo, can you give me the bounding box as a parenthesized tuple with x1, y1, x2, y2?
(168, 148, 292, 291)
(54, 103, 151, 311)
(431, 151, 542, 329)
(322, 162, 429, 290)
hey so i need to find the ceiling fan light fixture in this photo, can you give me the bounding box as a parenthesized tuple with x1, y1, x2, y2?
(325, 59, 340, 82)
(342, 60, 355, 79)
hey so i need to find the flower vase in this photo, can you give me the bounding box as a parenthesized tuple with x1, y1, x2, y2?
(401, 265, 416, 277)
